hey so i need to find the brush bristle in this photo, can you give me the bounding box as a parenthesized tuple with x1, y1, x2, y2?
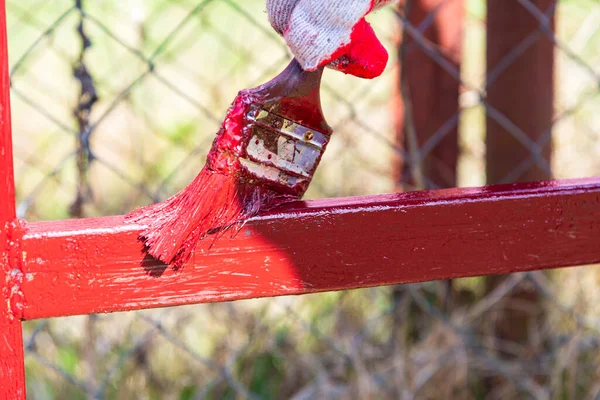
(126, 167, 287, 268)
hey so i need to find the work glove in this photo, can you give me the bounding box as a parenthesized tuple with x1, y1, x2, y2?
(267, 0, 398, 79)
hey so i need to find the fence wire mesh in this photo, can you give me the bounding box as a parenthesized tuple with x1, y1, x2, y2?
(7, 0, 600, 398)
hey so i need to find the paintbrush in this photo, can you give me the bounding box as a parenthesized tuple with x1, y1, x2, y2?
(126, 59, 332, 268)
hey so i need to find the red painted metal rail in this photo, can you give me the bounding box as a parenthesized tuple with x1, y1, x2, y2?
(16, 178, 600, 320)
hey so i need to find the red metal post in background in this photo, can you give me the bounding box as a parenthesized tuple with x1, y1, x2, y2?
(0, 0, 27, 397)
(486, 0, 554, 183)
(395, 0, 464, 190)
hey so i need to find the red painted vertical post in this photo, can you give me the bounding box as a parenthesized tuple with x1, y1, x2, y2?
(395, 0, 464, 190)
(486, 0, 554, 183)
(0, 0, 27, 397)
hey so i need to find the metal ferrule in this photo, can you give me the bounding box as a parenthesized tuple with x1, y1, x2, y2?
(240, 105, 330, 195)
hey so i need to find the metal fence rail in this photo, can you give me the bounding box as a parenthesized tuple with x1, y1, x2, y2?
(3, 0, 600, 398)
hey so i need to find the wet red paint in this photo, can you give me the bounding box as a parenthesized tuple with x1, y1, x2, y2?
(19, 178, 600, 320)
(322, 18, 388, 79)
(0, 0, 27, 396)
(206, 94, 253, 171)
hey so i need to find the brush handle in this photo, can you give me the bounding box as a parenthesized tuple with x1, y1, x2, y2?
(242, 59, 329, 137)
(250, 59, 325, 111)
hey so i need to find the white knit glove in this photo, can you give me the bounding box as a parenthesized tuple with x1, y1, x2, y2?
(267, 0, 397, 78)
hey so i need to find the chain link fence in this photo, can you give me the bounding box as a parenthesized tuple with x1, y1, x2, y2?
(7, 0, 600, 398)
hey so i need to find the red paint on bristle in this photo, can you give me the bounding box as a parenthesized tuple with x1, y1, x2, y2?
(126, 92, 292, 268)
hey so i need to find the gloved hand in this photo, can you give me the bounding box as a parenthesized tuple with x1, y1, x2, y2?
(267, 0, 397, 79)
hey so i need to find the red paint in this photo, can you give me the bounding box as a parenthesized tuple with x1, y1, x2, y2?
(0, 1, 13, 219)
(20, 178, 600, 320)
(127, 59, 331, 267)
(0, 0, 27, 396)
(322, 18, 388, 79)
(207, 94, 254, 172)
